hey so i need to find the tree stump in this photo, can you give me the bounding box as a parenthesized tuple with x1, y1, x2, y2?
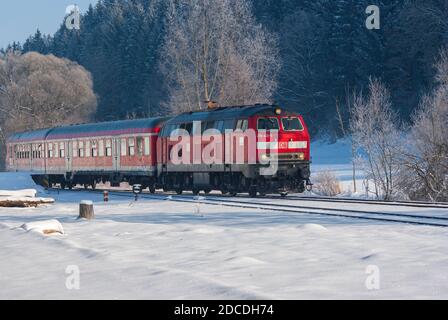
(78, 200, 95, 220)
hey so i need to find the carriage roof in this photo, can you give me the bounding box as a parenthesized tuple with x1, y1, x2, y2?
(8, 117, 169, 143)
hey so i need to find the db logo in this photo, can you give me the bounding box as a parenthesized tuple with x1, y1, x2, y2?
(279, 142, 287, 149)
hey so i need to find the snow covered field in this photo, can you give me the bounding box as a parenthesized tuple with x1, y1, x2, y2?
(0, 141, 447, 299)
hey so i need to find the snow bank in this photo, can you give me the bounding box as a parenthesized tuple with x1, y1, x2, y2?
(0, 188, 54, 207)
(0, 189, 37, 198)
(21, 219, 64, 235)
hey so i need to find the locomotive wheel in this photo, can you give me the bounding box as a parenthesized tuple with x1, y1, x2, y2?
(149, 186, 156, 194)
(91, 182, 97, 190)
(176, 188, 183, 195)
(229, 191, 237, 197)
(204, 189, 211, 195)
(61, 182, 66, 190)
(84, 184, 89, 190)
(192, 188, 200, 196)
(280, 192, 288, 198)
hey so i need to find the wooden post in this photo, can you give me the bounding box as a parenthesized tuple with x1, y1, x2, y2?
(79, 200, 95, 220)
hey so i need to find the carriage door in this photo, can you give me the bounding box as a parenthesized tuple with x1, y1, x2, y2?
(66, 141, 72, 173)
(113, 138, 120, 171)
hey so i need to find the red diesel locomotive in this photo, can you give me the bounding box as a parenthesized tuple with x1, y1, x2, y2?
(6, 104, 311, 197)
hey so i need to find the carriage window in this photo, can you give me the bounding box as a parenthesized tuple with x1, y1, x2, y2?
(136, 137, 144, 156)
(105, 140, 112, 157)
(98, 140, 104, 157)
(121, 138, 127, 156)
(128, 138, 135, 156)
(223, 119, 235, 131)
(54, 143, 59, 158)
(73, 142, 78, 158)
(78, 141, 85, 157)
(192, 122, 202, 135)
(236, 119, 248, 131)
(60, 142, 65, 158)
(144, 137, 150, 156)
(48, 143, 53, 158)
(38, 144, 43, 158)
(282, 117, 304, 131)
(215, 120, 224, 133)
(86, 141, 91, 157)
(257, 118, 279, 130)
(9, 146, 12, 159)
(91, 141, 97, 157)
(202, 121, 217, 133)
(180, 123, 193, 135)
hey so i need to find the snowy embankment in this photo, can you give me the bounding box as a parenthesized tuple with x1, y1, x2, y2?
(0, 143, 447, 299)
(0, 179, 54, 207)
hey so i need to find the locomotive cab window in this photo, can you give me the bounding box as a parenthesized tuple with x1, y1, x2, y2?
(282, 117, 304, 131)
(257, 118, 279, 130)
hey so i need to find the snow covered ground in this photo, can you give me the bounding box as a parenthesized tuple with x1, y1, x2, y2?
(0, 141, 447, 299)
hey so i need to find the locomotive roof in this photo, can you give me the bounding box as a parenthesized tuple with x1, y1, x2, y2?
(165, 104, 298, 124)
(8, 117, 169, 142)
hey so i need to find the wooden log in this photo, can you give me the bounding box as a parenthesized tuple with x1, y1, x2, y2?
(78, 200, 95, 220)
(0, 198, 55, 208)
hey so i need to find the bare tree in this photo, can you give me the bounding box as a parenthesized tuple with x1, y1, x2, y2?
(160, 0, 279, 113)
(313, 170, 343, 197)
(0, 51, 97, 169)
(398, 49, 448, 201)
(350, 78, 403, 200)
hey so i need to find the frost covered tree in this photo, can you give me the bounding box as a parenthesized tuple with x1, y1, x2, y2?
(160, 0, 279, 113)
(0, 51, 97, 169)
(350, 78, 403, 200)
(398, 49, 448, 201)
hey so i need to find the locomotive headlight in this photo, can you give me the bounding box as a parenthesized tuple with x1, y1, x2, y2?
(297, 153, 305, 161)
(275, 107, 282, 115)
(260, 154, 270, 161)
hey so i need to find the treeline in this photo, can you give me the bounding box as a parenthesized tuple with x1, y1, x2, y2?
(2, 0, 448, 137)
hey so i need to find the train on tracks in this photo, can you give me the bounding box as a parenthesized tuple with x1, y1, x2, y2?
(6, 104, 311, 197)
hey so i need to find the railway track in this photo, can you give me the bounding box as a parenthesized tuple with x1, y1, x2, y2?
(276, 195, 448, 209)
(48, 188, 448, 228)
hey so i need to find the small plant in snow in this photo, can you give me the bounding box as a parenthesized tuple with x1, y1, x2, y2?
(313, 170, 343, 197)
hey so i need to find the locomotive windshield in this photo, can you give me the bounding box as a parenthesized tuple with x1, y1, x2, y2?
(282, 117, 304, 131)
(257, 118, 279, 130)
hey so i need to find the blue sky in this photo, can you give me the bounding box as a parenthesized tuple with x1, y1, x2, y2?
(0, 0, 98, 48)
